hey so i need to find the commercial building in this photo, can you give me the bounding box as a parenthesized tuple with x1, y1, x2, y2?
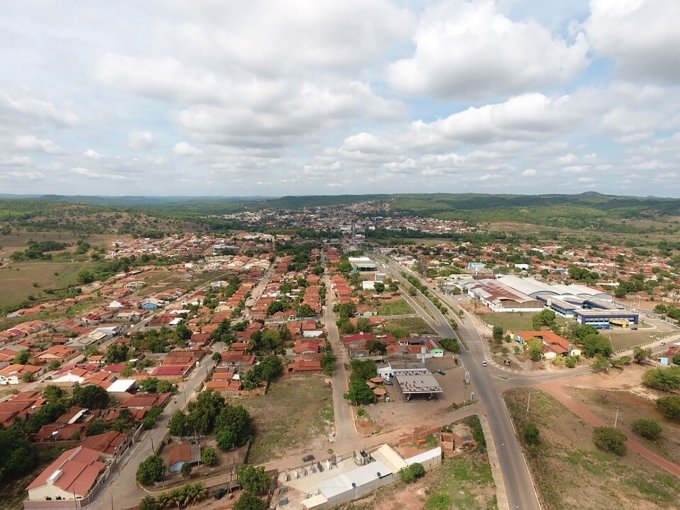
(348, 256, 377, 272)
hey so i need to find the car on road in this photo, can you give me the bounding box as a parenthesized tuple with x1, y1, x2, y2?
(482, 360, 488, 367)
(302, 454, 315, 462)
(437, 369, 446, 375)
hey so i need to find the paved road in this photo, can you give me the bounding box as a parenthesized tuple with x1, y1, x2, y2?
(90, 359, 217, 510)
(382, 257, 541, 510)
(322, 274, 359, 447)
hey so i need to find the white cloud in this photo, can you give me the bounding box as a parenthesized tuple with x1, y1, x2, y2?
(128, 130, 155, 150)
(172, 142, 202, 156)
(84, 149, 105, 159)
(586, 0, 680, 83)
(521, 168, 537, 177)
(389, 0, 589, 100)
(14, 135, 65, 154)
(0, 89, 79, 126)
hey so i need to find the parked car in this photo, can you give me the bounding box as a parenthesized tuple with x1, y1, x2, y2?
(302, 454, 315, 462)
(214, 488, 227, 500)
(437, 369, 446, 375)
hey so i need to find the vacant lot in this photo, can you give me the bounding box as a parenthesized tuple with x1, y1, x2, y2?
(383, 317, 435, 337)
(568, 387, 680, 465)
(342, 451, 495, 510)
(377, 299, 414, 316)
(504, 388, 680, 510)
(609, 329, 671, 352)
(0, 261, 87, 308)
(479, 312, 537, 331)
(236, 376, 333, 464)
(0, 230, 120, 257)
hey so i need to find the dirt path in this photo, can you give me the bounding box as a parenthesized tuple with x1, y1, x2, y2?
(539, 379, 680, 479)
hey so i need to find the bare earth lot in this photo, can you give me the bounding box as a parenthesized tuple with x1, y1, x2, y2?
(504, 387, 680, 510)
(235, 375, 333, 465)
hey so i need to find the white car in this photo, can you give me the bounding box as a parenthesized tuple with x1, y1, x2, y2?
(482, 360, 488, 367)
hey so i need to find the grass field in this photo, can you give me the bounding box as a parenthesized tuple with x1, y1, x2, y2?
(0, 261, 88, 308)
(383, 317, 435, 337)
(479, 312, 538, 331)
(0, 231, 120, 257)
(609, 329, 670, 352)
(504, 388, 680, 510)
(377, 299, 414, 316)
(237, 376, 333, 464)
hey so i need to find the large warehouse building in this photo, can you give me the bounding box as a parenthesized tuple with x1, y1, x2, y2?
(463, 275, 638, 329)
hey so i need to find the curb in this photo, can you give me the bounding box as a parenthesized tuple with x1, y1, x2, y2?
(479, 414, 510, 510)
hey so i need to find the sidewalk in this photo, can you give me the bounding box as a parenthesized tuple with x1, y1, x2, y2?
(480, 414, 510, 510)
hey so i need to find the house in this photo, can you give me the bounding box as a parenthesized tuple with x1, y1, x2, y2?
(165, 443, 200, 473)
(289, 356, 322, 372)
(425, 339, 444, 358)
(81, 431, 129, 459)
(35, 346, 76, 364)
(26, 446, 107, 502)
(512, 330, 580, 358)
(0, 364, 42, 384)
(150, 365, 192, 380)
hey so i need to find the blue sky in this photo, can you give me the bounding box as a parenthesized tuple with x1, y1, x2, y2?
(1, 0, 680, 197)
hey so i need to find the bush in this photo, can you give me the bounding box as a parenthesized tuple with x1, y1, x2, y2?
(643, 366, 680, 392)
(523, 423, 540, 445)
(201, 447, 217, 466)
(181, 462, 192, 478)
(399, 462, 425, 483)
(657, 395, 680, 422)
(463, 415, 486, 453)
(631, 418, 662, 440)
(440, 337, 460, 353)
(593, 426, 627, 456)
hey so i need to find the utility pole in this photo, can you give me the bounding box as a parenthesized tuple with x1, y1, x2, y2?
(614, 406, 620, 428)
(526, 388, 532, 414)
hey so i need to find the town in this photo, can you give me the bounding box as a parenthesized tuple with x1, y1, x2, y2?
(1, 196, 680, 510)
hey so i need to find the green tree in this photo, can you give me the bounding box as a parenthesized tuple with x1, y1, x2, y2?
(344, 379, 376, 405)
(233, 492, 266, 510)
(365, 339, 386, 355)
(440, 338, 460, 353)
(169, 410, 189, 436)
(297, 304, 315, 317)
(526, 338, 543, 361)
(532, 309, 556, 330)
(591, 354, 610, 373)
(657, 395, 680, 422)
(593, 426, 627, 456)
(237, 465, 270, 495)
(201, 447, 218, 466)
(14, 349, 30, 365)
(187, 390, 225, 434)
(43, 385, 66, 403)
(0, 428, 38, 484)
(72, 384, 110, 409)
(181, 462, 192, 478)
(212, 351, 222, 362)
(215, 404, 253, 450)
(492, 326, 504, 343)
(523, 423, 541, 445)
(632, 418, 662, 440)
(374, 282, 385, 293)
(321, 345, 337, 376)
(136, 454, 165, 485)
(78, 269, 95, 284)
(156, 379, 175, 394)
(256, 355, 283, 381)
(633, 346, 652, 364)
(580, 333, 613, 358)
(106, 343, 129, 364)
(356, 317, 372, 333)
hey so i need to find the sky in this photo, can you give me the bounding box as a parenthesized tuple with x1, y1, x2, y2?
(1, 0, 680, 197)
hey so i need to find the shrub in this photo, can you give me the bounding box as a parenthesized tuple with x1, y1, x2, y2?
(631, 418, 662, 440)
(201, 447, 218, 466)
(399, 462, 425, 483)
(643, 366, 680, 392)
(657, 395, 680, 422)
(593, 426, 627, 456)
(523, 423, 540, 445)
